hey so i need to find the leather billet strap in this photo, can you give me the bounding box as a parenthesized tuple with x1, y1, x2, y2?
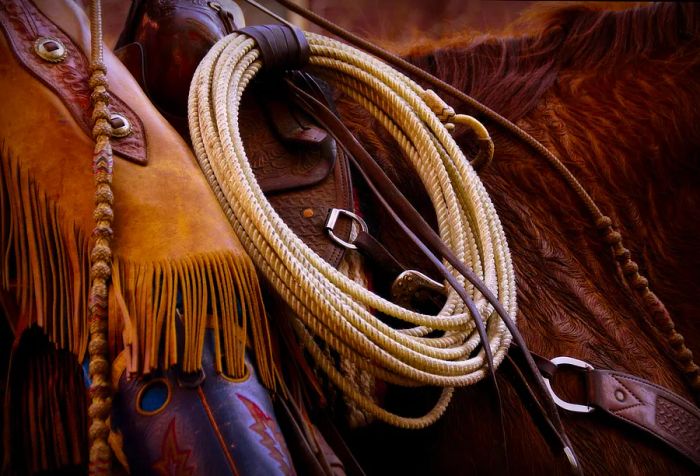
(238, 24, 309, 73)
(283, 77, 582, 474)
(0, 0, 147, 165)
(588, 369, 700, 467)
(539, 354, 700, 468)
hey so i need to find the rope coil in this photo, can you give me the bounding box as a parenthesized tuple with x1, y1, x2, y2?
(189, 31, 516, 427)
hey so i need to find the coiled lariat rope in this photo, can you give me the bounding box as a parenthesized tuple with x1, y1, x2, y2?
(269, 0, 700, 399)
(189, 32, 516, 428)
(86, 0, 113, 473)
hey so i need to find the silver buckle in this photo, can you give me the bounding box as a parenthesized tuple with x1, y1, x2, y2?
(542, 356, 595, 413)
(325, 208, 367, 250)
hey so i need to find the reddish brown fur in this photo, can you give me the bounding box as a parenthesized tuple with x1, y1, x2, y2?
(336, 3, 700, 474)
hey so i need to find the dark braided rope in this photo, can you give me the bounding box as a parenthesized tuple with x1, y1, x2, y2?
(87, 0, 113, 473)
(272, 0, 700, 397)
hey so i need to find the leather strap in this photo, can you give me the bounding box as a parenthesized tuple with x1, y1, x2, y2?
(354, 230, 405, 279)
(587, 369, 700, 467)
(238, 24, 309, 73)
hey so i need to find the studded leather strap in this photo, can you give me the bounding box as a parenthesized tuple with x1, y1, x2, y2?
(0, 0, 147, 165)
(587, 369, 700, 467)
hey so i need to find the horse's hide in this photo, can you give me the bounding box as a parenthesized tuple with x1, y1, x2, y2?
(333, 2, 700, 475)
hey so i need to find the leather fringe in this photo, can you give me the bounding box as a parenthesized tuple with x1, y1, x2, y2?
(112, 252, 274, 384)
(0, 146, 275, 388)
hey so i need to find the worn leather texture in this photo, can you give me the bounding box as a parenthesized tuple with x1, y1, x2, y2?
(588, 369, 700, 467)
(241, 90, 353, 268)
(113, 331, 295, 476)
(0, 0, 147, 165)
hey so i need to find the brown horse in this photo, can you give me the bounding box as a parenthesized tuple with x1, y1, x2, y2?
(324, 2, 700, 474)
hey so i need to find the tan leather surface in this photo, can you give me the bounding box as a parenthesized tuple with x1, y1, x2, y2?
(13, 0, 248, 264)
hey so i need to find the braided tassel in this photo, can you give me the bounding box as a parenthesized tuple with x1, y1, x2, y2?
(596, 216, 700, 394)
(87, 1, 113, 473)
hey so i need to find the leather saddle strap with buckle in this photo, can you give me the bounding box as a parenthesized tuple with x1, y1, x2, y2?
(588, 369, 700, 467)
(284, 77, 581, 473)
(532, 351, 700, 469)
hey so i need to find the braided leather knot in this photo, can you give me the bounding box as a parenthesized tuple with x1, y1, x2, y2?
(88, 326, 109, 353)
(623, 263, 639, 277)
(90, 60, 106, 74)
(595, 216, 612, 229)
(632, 275, 649, 289)
(90, 243, 111, 262)
(94, 170, 113, 184)
(603, 230, 622, 245)
(613, 246, 630, 261)
(93, 203, 114, 221)
(92, 223, 113, 239)
(91, 102, 111, 121)
(91, 261, 111, 280)
(678, 348, 695, 364)
(88, 357, 110, 377)
(95, 184, 113, 204)
(88, 72, 108, 90)
(669, 333, 686, 348)
(88, 282, 108, 313)
(90, 89, 110, 106)
(92, 120, 112, 139)
(88, 439, 111, 463)
(88, 419, 110, 442)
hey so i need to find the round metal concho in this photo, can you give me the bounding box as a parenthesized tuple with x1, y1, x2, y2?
(109, 113, 132, 138)
(34, 36, 67, 63)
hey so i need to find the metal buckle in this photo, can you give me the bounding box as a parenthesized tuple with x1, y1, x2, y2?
(324, 208, 367, 250)
(542, 356, 595, 413)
